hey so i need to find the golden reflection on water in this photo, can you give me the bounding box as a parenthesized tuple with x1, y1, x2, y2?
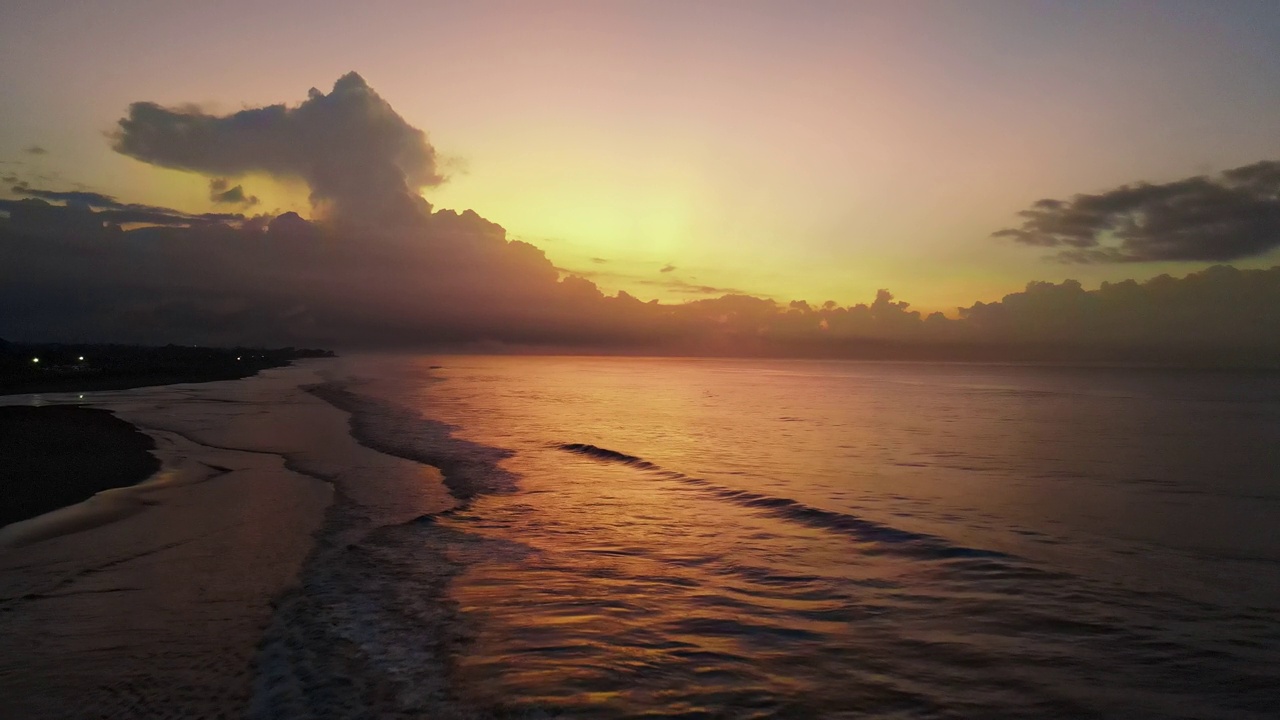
(360, 355, 1280, 717)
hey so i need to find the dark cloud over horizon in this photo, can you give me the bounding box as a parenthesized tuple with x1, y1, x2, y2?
(995, 161, 1280, 263)
(4, 190, 1280, 363)
(3, 73, 1280, 364)
(5, 183, 244, 228)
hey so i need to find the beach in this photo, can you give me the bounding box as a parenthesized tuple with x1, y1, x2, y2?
(0, 406, 161, 527)
(2, 356, 1278, 718)
(0, 360, 453, 718)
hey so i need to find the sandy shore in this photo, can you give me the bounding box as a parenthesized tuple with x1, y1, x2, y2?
(0, 361, 453, 718)
(0, 406, 161, 527)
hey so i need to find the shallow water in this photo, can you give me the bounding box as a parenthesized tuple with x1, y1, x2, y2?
(271, 355, 1280, 719)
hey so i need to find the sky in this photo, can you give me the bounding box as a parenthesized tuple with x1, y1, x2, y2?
(3, 1, 1280, 360)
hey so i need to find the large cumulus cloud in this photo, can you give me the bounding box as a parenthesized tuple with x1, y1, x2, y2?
(995, 161, 1280, 263)
(112, 72, 439, 226)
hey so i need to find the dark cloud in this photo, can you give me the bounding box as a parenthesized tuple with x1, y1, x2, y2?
(112, 72, 439, 226)
(4, 191, 1279, 363)
(23, 146, 47, 156)
(561, 264, 751, 297)
(636, 276, 753, 296)
(3, 185, 243, 230)
(590, 257, 609, 264)
(4, 73, 1279, 365)
(12, 185, 124, 208)
(660, 264, 676, 273)
(208, 178, 259, 207)
(954, 266, 1280, 362)
(995, 161, 1280, 263)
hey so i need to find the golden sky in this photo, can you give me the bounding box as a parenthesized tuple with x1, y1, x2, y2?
(4, 0, 1280, 315)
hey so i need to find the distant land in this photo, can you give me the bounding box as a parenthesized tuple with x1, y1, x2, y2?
(0, 342, 336, 527)
(0, 341, 334, 396)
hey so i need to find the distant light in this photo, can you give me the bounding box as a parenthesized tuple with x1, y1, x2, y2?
(78, 394, 84, 399)
(236, 356, 242, 361)
(78, 356, 85, 362)
(31, 357, 39, 364)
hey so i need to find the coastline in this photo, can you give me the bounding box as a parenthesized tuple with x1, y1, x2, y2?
(0, 364, 337, 717)
(0, 358, 455, 718)
(0, 405, 161, 528)
(0, 369, 285, 396)
(0, 344, 335, 397)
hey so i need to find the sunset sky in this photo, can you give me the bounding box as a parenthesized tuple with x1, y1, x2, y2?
(5, 0, 1280, 315)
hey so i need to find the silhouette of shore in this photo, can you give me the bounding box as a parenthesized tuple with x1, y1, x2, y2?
(0, 341, 334, 396)
(0, 342, 336, 527)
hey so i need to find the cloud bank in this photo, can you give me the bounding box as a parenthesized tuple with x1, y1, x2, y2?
(4, 182, 243, 229)
(996, 161, 1280, 263)
(3, 74, 1280, 366)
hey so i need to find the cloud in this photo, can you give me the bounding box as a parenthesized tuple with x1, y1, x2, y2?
(3, 184, 243, 229)
(995, 161, 1280, 263)
(208, 178, 259, 207)
(955, 266, 1280, 361)
(563, 264, 752, 297)
(4, 73, 1280, 365)
(660, 264, 676, 273)
(636, 276, 753, 296)
(590, 257, 609, 264)
(23, 146, 47, 156)
(112, 72, 440, 226)
(11, 184, 123, 208)
(4, 188, 1279, 364)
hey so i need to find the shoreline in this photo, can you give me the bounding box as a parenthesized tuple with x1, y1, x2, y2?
(0, 368, 283, 396)
(0, 358, 455, 718)
(0, 405, 161, 528)
(0, 343, 335, 397)
(0, 364, 339, 718)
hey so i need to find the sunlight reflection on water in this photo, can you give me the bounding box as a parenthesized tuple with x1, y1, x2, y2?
(325, 355, 1280, 718)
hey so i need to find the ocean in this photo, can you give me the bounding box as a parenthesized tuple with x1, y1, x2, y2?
(252, 355, 1280, 719)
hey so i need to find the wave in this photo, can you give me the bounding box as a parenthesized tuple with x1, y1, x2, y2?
(250, 379, 534, 718)
(308, 381, 517, 499)
(558, 442, 659, 469)
(557, 442, 1010, 562)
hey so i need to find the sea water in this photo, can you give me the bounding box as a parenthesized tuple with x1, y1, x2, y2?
(253, 355, 1280, 719)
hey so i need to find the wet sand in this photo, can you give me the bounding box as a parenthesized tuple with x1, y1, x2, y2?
(0, 362, 450, 718)
(0, 406, 161, 527)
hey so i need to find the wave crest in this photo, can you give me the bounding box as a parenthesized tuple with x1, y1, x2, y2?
(557, 442, 1010, 562)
